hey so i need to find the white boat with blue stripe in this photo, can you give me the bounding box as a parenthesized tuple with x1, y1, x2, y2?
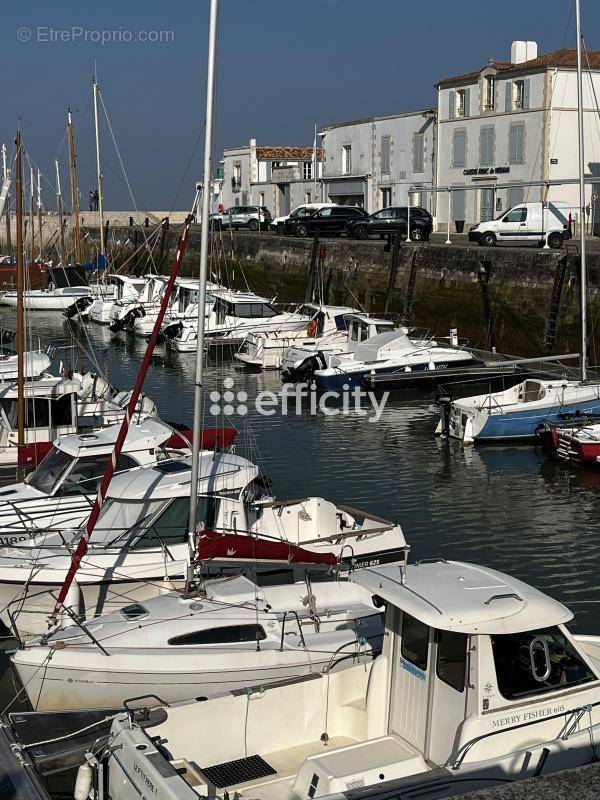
(438, 378, 600, 443)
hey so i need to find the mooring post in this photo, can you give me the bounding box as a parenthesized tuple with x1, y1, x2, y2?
(384, 233, 402, 316)
(305, 228, 320, 303)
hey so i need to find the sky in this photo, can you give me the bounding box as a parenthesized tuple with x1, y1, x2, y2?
(0, 0, 597, 210)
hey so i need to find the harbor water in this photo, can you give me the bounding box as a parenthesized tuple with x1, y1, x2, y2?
(1, 307, 600, 713)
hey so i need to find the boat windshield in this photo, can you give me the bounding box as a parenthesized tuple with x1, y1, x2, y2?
(25, 448, 74, 494)
(490, 626, 596, 701)
(89, 498, 167, 545)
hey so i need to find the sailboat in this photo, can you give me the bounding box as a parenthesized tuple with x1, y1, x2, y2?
(438, 23, 598, 444)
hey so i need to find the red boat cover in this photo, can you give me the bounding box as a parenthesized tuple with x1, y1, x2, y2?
(165, 426, 237, 450)
(197, 530, 337, 566)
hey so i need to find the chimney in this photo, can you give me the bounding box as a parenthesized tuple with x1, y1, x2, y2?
(511, 40, 538, 64)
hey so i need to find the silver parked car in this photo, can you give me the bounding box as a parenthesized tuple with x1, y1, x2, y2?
(209, 205, 272, 231)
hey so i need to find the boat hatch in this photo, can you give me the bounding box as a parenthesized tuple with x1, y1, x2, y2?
(154, 461, 191, 474)
(121, 604, 149, 621)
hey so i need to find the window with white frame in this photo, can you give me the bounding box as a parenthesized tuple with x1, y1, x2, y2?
(380, 136, 391, 174)
(232, 163, 241, 190)
(456, 89, 466, 117)
(514, 80, 525, 109)
(484, 75, 495, 110)
(413, 133, 424, 172)
(342, 145, 352, 175)
(303, 161, 313, 180)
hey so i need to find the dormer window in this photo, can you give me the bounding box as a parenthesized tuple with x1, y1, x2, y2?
(484, 76, 495, 110)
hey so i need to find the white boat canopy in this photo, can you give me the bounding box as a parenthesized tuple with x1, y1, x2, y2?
(352, 561, 573, 634)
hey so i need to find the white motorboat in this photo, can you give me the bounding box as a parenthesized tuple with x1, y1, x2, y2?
(90, 275, 147, 324)
(234, 304, 359, 371)
(282, 313, 395, 382)
(436, 379, 600, 443)
(0, 286, 92, 311)
(108, 274, 168, 332)
(314, 327, 479, 391)
(0, 371, 157, 469)
(0, 417, 196, 546)
(0, 349, 52, 382)
(12, 571, 383, 710)
(134, 279, 223, 340)
(171, 291, 310, 351)
(0, 453, 406, 638)
(97, 559, 600, 800)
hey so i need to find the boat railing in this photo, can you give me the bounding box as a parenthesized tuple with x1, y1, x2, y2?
(279, 610, 306, 651)
(451, 699, 600, 771)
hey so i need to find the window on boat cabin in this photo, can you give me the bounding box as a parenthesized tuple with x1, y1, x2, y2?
(130, 495, 220, 549)
(235, 303, 278, 319)
(436, 630, 468, 692)
(490, 626, 596, 701)
(25, 398, 50, 428)
(168, 624, 267, 646)
(26, 447, 73, 494)
(50, 395, 74, 427)
(91, 498, 166, 544)
(63, 454, 138, 495)
(400, 612, 429, 671)
(376, 323, 393, 334)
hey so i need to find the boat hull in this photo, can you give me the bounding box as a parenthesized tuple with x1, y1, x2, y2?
(315, 358, 477, 391)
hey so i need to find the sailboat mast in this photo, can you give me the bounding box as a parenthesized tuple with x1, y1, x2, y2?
(2, 144, 11, 255)
(55, 160, 66, 265)
(29, 167, 35, 265)
(188, 0, 219, 540)
(67, 109, 82, 265)
(36, 168, 43, 260)
(575, 0, 588, 382)
(92, 77, 105, 257)
(14, 133, 25, 463)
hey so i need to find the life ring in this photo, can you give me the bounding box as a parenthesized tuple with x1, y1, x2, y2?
(307, 319, 318, 338)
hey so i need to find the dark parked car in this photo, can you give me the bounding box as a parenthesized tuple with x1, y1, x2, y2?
(345, 206, 432, 241)
(209, 206, 272, 231)
(283, 205, 368, 238)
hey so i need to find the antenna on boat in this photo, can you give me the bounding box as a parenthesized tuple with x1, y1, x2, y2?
(36, 168, 42, 261)
(67, 108, 82, 265)
(187, 0, 219, 565)
(1, 144, 11, 256)
(575, 0, 588, 383)
(29, 166, 35, 266)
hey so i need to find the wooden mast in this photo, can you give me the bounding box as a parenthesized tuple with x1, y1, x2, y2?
(55, 160, 66, 265)
(15, 132, 25, 473)
(67, 109, 82, 265)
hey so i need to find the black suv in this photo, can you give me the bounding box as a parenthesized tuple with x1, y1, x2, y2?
(345, 206, 432, 241)
(283, 205, 368, 238)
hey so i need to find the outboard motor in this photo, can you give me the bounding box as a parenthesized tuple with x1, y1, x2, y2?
(283, 352, 327, 384)
(109, 306, 141, 333)
(157, 320, 184, 345)
(64, 296, 94, 320)
(437, 394, 453, 438)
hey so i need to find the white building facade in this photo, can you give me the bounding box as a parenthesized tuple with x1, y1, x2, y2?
(436, 42, 600, 231)
(221, 140, 323, 216)
(320, 110, 436, 213)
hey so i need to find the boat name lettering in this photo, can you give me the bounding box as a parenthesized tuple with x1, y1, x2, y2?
(133, 763, 158, 794)
(492, 705, 565, 728)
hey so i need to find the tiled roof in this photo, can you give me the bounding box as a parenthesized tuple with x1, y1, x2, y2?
(255, 146, 323, 161)
(437, 49, 600, 87)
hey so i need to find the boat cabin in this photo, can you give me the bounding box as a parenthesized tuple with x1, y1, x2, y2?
(103, 560, 600, 800)
(212, 292, 282, 325)
(295, 304, 358, 338)
(109, 275, 146, 302)
(344, 314, 395, 354)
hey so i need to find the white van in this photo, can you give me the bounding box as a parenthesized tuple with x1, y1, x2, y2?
(271, 202, 336, 232)
(468, 201, 573, 249)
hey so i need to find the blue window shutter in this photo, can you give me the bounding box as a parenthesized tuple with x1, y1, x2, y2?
(505, 81, 512, 112)
(449, 91, 455, 119)
(464, 88, 470, 117)
(523, 79, 530, 109)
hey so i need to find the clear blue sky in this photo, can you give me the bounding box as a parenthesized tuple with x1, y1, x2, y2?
(0, 0, 596, 210)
